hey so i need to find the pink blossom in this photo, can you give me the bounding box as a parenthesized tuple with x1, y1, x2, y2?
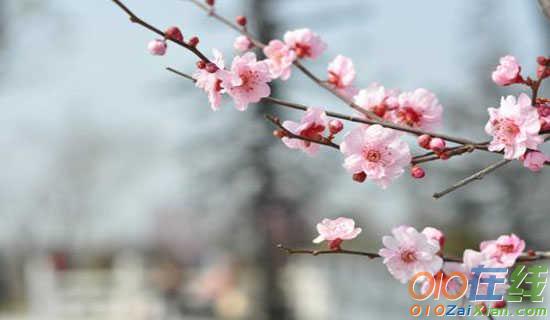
(480, 234, 525, 267)
(485, 93, 543, 159)
(148, 39, 167, 56)
(233, 35, 252, 52)
(521, 151, 549, 172)
(492, 55, 521, 86)
(422, 227, 445, 249)
(353, 83, 399, 120)
(340, 125, 411, 188)
(327, 55, 357, 97)
(220, 52, 272, 111)
(192, 49, 226, 111)
(536, 102, 550, 131)
(379, 226, 443, 283)
(283, 28, 326, 59)
(312, 217, 362, 244)
(394, 89, 443, 130)
(429, 138, 446, 152)
(263, 40, 296, 80)
(282, 107, 328, 156)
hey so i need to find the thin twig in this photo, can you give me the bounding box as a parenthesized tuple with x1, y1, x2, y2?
(265, 115, 340, 150)
(432, 159, 511, 199)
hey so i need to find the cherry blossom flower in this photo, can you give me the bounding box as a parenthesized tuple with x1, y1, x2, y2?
(480, 234, 525, 267)
(340, 125, 411, 188)
(422, 227, 445, 249)
(233, 35, 252, 52)
(536, 102, 550, 131)
(379, 226, 443, 284)
(283, 28, 326, 59)
(282, 107, 329, 156)
(492, 55, 521, 86)
(327, 55, 357, 97)
(193, 49, 226, 111)
(148, 39, 167, 56)
(521, 151, 549, 172)
(220, 52, 272, 111)
(485, 93, 543, 159)
(263, 40, 296, 80)
(312, 217, 362, 247)
(353, 83, 399, 119)
(393, 89, 443, 130)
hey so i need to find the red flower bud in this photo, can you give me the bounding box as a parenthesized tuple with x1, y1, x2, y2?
(205, 62, 219, 73)
(492, 300, 507, 309)
(537, 56, 548, 66)
(328, 119, 344, 134)
(205, 0, 215, 6)
(236, 15, 247, 27)
(273, 129, 286, 139)
(429, 138, 446, 152)
(410, 166, 425, 179)
(196, 60, 206, 69)
(188, 36, 199, 47)
(352, 172, 367, 183)
(417, 134, 432, 149)
(373, 104, 386, 117)
(165, 26, 183, 42)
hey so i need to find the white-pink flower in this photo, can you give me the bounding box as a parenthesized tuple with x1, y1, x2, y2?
(393, 89, 443, 130)
(263, 40, 296, 81)
(282, 107, 328, 156)
(379, 226, 443, 284)
(148, 39, 167, 56)
(485, 93, 543, 159)
(220, 52, 272, 111)
(536, 102, 550, 131)
(283, 28, 326, 59)
(327, 55, 357, 97)
(192, 49, 226, 111)
(353, 83, 399, 120)
(492, 55, 521, 86)
(233, 35, 252, 52)
(521, 151, 549, 172)
(480, 234, 525, 267)
(312, 217, 362, 244)
(340, 125, 411, 188)
(422, 227, 445, 249)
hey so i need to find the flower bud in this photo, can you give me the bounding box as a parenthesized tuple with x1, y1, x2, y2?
(328, 119, 344, 134)
(205, 62, 219, 73)
(429, 138, 446, 152)
(196, 60, 206, 69)
(205, 0, 215, 6)
(537, 56, 549, 66)
(537, 65, 549, 79)
(236, 15, 247, 27)
(352, 172, 366, 183)
(417, 134, 432, 149)
(492, 300, 507, 309)
(273, 129, 286, 139)
(147, 39, 167, 56)
(165, 26, 183, 42)
(188, 36, 199, 47)
(373, 104, 386, 117)
(438, 151, 450, 160)
(410, 166, 425, 179)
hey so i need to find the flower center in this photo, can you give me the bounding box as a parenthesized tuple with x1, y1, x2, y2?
(498, 244, 515, 253)
(328, 71, 343, 88)
(400, 250, 416, 263)
(294, 43, 311, 58)
(363, 149, 382, 162)
(398, 107, 421, 126)
(239, 70, 259, 93)
(493, 118, 520, 143)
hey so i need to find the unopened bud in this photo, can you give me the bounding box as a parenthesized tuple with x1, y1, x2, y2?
(206, 0, 215, 6)
(417, 134, 432, 149)
(147, 39, 167, 56)
(411, 166, 425, 179)
(537, 56, 549, 66)
(165, 26, 183, 42)
(273, 129, 286, 139)
(429, 138, 446, 152)
(196, 60, 206, 69)
(328, 119, 344, 134)
(205, 62, 219, 73)
(352, 172, 367, 183)
(492, 301, 507, 309)
(188, 36, 199, 47)
(236, 15, 247, 27)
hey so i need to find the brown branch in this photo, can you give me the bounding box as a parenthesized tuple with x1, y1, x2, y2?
(111, 0, 211, 62)
(265, 114, 340, 150)
(432, 159, 511, 199)
(278, 244, 550, 264)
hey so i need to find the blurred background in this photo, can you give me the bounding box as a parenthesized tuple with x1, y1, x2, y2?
(0, 0, 549, 319)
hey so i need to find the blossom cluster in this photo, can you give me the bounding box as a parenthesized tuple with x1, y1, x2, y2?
(143, 5, 549, 191)
(312, 217, 526, 307)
